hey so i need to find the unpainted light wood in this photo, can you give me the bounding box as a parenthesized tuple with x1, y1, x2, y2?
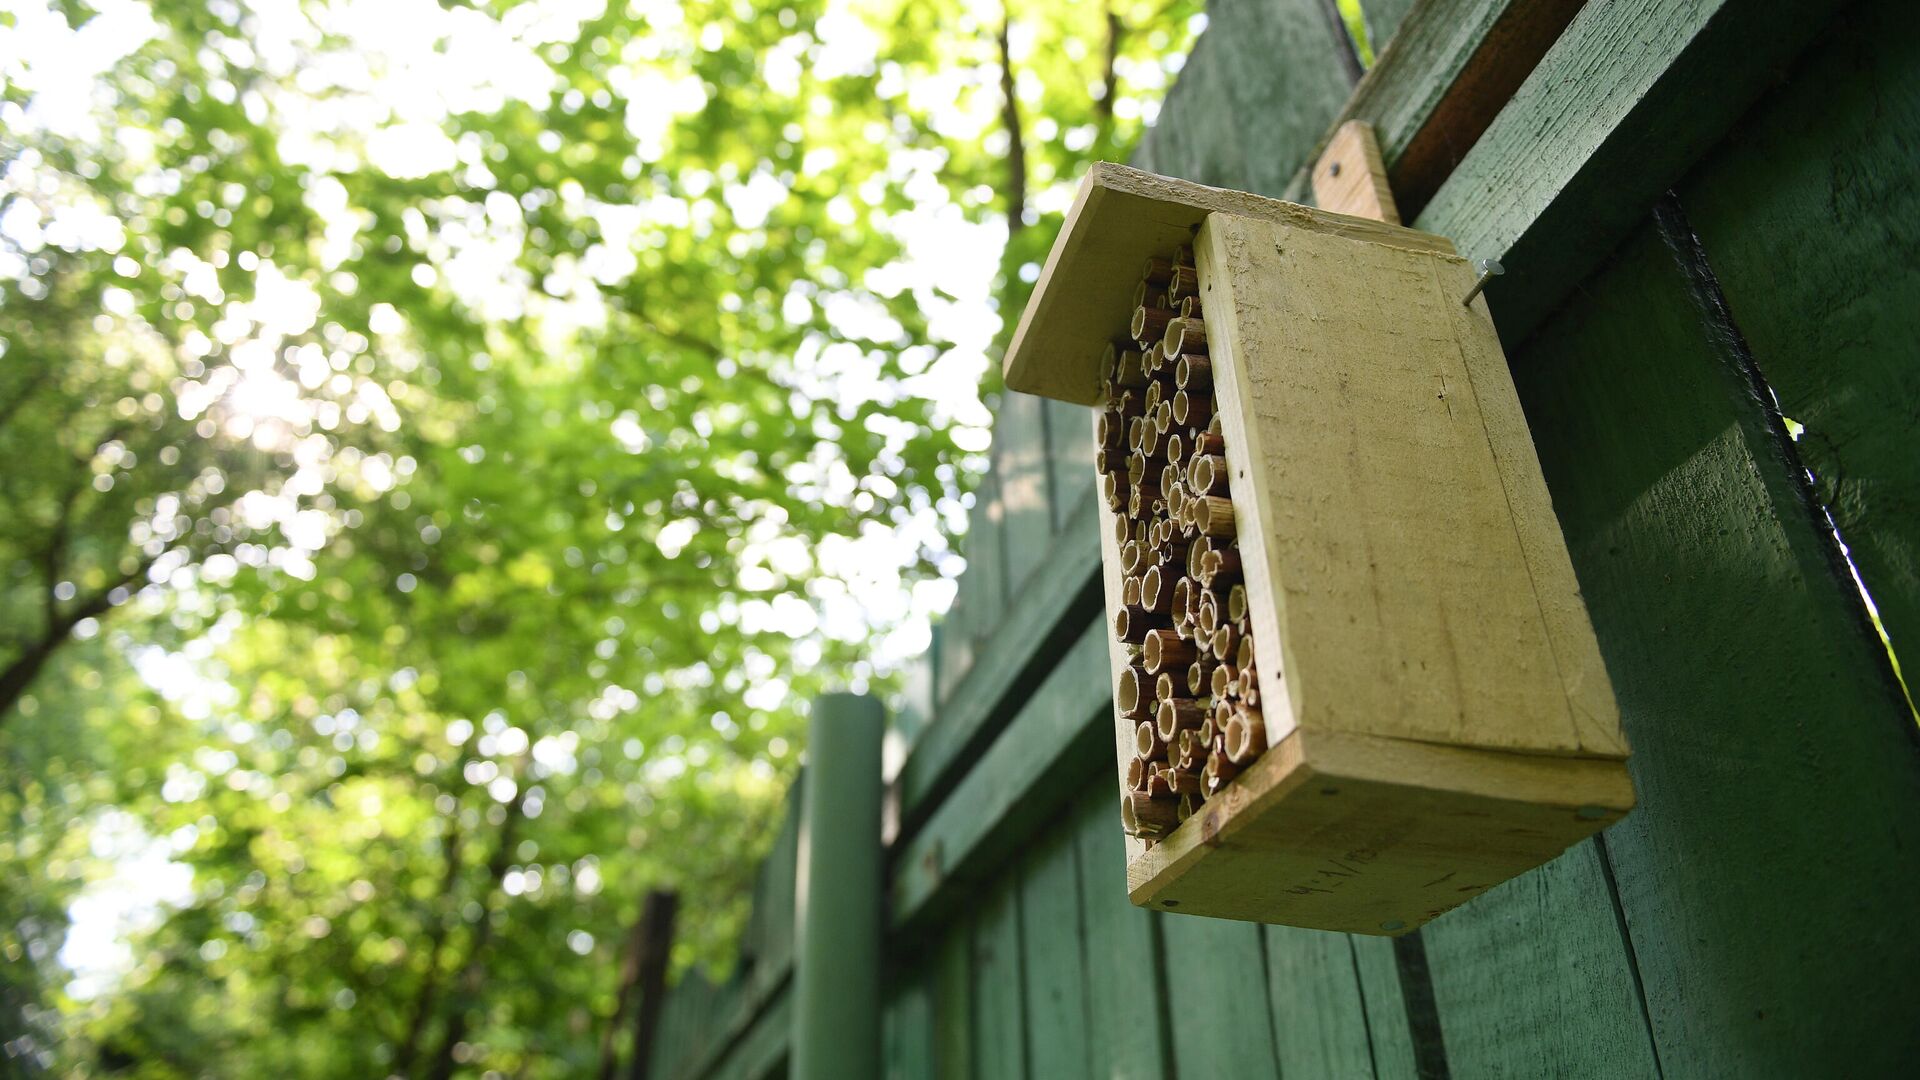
(1311, 120, 1401, 223)
(1002, 162, 1454, 405)
(1127, 727, 1632, 933)
(1195, 210, 1623, 759)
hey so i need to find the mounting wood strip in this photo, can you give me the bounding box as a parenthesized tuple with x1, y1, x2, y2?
(1311, 120, 1401, 224)
(1001, 163, 1453, 406)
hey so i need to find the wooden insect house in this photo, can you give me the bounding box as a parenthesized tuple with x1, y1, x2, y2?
(1002, 161, 1634, 935)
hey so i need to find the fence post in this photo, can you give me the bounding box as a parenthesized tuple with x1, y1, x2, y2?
(792, 692, 884, 1080)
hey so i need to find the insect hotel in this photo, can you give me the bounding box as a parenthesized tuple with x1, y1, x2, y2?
(1001, 162, 1634, 935)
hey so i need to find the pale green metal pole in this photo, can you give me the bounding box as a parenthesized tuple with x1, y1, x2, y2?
(791, 692, 884, 1080)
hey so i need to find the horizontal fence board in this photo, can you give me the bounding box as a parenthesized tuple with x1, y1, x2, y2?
(891, 618, 1111, 932)
(895, 497, 1103, 834)
(1415, 0, 1849, 344)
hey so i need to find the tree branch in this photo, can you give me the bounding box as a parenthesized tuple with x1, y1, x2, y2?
(997, 9, 1027, 243)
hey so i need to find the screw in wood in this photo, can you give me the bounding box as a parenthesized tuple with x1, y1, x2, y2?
(1461, 257, 1504, 306)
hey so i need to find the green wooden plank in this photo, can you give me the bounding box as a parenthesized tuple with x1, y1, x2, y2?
(1349, 936, 1419, 1080)
(1677, 0, 1920, 675)
(701, 982, 791, 1080)
(969, 876, 1027, 1080)
(1015, 815, 1091, 1080)
(1263, 924, 1378, 1078)
(995, 391, 1055, 596)
(1359, 0, 1419, 53)
(932, 924, 973, 1080)
(1136, 0, 1355, 197)
(1513, 216, 1920, 1076)
(1419, 843, 1657, 1077)
(1415, 0, 1849, 344)
(1042, 397, 1093, 537)
(1071, 781, 1172, 1080)
(1158, 914, 1280, 1080)
(892, 618, 1110, 933)
(896, 496, 1102, 832)
(883, 957, 934, 1080)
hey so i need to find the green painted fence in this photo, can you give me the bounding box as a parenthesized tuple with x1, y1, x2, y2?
(644, 0, 1920, 1076)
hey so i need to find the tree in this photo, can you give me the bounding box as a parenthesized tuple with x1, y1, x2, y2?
(0, 0, 1201, 1074)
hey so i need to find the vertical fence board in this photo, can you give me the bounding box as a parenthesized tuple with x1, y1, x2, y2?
(1263, 925, 1380, 1078)
(1016, 816, 1092, 1080)
(1072, 782, 1172, 1080)
(1420, 843, 1657, 1077)
(969, 877, 1027, 1080)
(995, 392, 1055, 595)
(884, 958, 934, 1080)
(933, 924, 973, 1080)
(1349, 936, 1419, 1079)
(1158, 915, 1281, 1080)
(1513, 216, 1920, 1077)
(1044, 398, 1094, 536)
(1676, 0, 1920, 668)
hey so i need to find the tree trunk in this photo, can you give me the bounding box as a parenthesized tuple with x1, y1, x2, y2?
(997, 11, 1027, 242)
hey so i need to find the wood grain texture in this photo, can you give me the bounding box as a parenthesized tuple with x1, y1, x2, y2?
(1015, 816, 1092, 1080)
(969, 877, 1027, 1080)
(1677, 0, 1920, 676)
(1196, 210, 1622, 758)
(1512, 215, 1920, 1076)
(1349, 935, 1421, 1079)
(1070, 783, 1173, 1080)
(1158, 914, 1282, 1080)
(1311, 120, 1401, 223)
(1415, 0, 1849, 344)
(1263, 924, 1379, 1077)
(1420, 843, 1658, 1078)
(1001, 162, 1453, 405)
(1128, 727, 1632, 932)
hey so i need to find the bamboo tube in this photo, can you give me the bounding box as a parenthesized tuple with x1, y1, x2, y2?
(1202, 546, 1242, 584)
(1197, 717, 1215, 747)
(1152, 399, 1175, 435)
(1167, 264, 1198, 301)
(1120, 540, 1145, 575)
(1113, 605, 1167, 645)
(1206, 749, 1240, 790)
(1131, 304, 1174, 345)
(1225, 710, 1266, 764)
(1144, 766, 1173, 798)
(1101, 475, 1127, 512)
(1169, 577, 1193, 628)
(1121, 576, 1141, 607)
(1133, 280, 1168, 310)
(1190, 454, 1230, 495)
(1227, 584, 1247, 623)
(1211, 663, 1237, 699)
(1114, 346, 1149, 389)
(1162, 316, 1208, 359)
(1186, 537, 1210, 579)
(1167, 767, 1202, 797)
(1135, 719, 1167, 761)
(1122, 792, 1177, 838)
(1154, 671, 1179, 705)
(1126, 755, 1149, 792)
(1098, 409, 1126, 450)
(1095, 449, 1130, 476)
(1175, 353, 1212, 392)
(1165, 431, 1185, 467)
(1236, 635, 1254, 672)
(1143, 380, 1163, 413)
(1212, 623, 1236, 663)
(1141, 564, 1173, 614)
(1141, 255, 1174, 287)
(1117, 666, 1153, 720)
(1197, 495, 1236, 538)
(1178, 294, 1203, 319)
(1110, 514, 1131, 548)
(1142, 628, 1196, 674)
(1156, 698, 1206, 742)
(1186, 659, 1212, 697)
(1196, 431, 1225, 457)
(1172, 389, 1213, 428)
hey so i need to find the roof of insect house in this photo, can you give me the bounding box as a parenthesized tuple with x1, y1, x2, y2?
(1001, 163, 1456, 406)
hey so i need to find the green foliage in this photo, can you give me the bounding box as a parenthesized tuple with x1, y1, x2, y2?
(0, 0, 1198, 1075)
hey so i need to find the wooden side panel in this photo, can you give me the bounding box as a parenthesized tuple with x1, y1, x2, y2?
(1198, 212, 1622, 757)
(1071, 782, 1172, 1080)
(1157, 915, 1281, 1080)
(1016, 816, 1092, 1080)
(1419, 843, 1657, 1077)
(1678, 0, 1920, 667)
(1263, 925, 1379, 1077)
(1512, 218, 1920, 1076)
(995, 391, 1056, 594)
(969, 877, 1027, 1080)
